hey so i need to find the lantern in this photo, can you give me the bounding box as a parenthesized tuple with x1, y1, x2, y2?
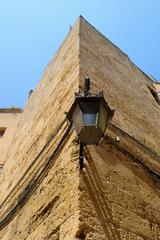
(66, 78, 114, 169)
(66, 94, 114, 144)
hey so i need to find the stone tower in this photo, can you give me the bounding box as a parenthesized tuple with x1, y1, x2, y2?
(0, 16, 160, 240)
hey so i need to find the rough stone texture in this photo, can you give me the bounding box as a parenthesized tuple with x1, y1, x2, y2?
(79, 17, 160, 155)
(0, 18, 80, 206)
(0, 16, 160, 239)
(0, 17, 81, 239)
(0, 109, 22, 166)
(154, 83, 160, 97)
(0, 134, 81, 240)
(79, 143, 160, 239)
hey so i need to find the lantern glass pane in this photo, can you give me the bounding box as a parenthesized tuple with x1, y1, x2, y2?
(83, 113, 97, 125)
(72, 104, 83, 135)
(98, 102, 109, 133)
(80, 101, 99, 113)
(80, 101, 99, 126)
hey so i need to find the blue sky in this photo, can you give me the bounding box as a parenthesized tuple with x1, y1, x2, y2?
(0, 0, 160, 108)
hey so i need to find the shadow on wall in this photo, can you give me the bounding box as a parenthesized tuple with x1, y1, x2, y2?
(82, 147, 120, 240)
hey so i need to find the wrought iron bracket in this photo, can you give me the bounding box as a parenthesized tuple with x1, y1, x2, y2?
(79, 141, 84, 170)
(84, 77, 90, 96)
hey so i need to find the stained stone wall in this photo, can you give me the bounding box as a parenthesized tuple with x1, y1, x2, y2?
(78, 143, 160, 240)
(79, 17, 160, 155)
(0, 17, 80, 239)
(0, 17, 160, 240)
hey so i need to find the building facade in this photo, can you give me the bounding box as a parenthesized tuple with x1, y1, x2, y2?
(0, 108, 22, 171)
(0, 17, 160, 240)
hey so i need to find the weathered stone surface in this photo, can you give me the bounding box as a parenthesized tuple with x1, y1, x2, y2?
(0, 109, 22, 166)
(79, 17, 160, 155)
(0, 17, 80, 206)
(0, 134, 81, 240)
(0, 16, 160, 240)
(79, 144, 160, 239)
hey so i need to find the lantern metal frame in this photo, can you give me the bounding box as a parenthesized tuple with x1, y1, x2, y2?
(67, 94, 114, 143)
(66, 78, 114, 169)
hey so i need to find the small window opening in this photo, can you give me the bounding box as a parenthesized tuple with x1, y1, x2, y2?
(0, 128, 6, 137)
(148, 86, 160, 105)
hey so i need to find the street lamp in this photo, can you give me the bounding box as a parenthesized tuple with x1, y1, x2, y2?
(66, 78, 114, 169)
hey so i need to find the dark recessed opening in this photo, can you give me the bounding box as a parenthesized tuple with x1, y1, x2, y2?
(0, 128, 6, 137)
(76, 232, 86, 240)
(148, 86, 160, 105)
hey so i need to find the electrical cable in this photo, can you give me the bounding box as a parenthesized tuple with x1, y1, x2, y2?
(104, 135, 160, 180)
(1, 120, 160, 229)
(0, 119, 67, 209)
(0, 121, 72, 230)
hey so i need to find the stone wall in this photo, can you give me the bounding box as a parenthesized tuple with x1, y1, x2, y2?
(0, 17, 160, 240)
(78, 142, 160, 240)
(154, 83, 160, 97)
(79, 17, 160, 155)
(0, 17, 80, 208)
(0, 17, 80, 239)
(0, 109, 22, 166)
(0, 132, 82, 240)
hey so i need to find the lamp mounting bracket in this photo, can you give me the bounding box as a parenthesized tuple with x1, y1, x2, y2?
(75, 78, 103, 98)
(79, 141, 84, 170)
(84, 77, 90, 96)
